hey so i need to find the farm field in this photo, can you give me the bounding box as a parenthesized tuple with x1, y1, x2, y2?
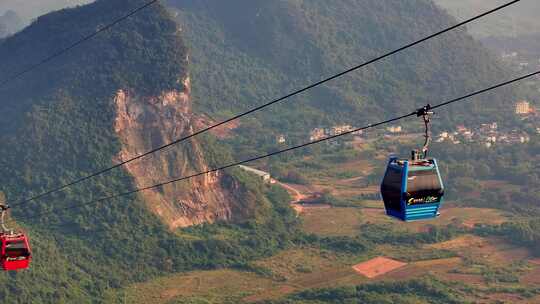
(366, 205, 509, 227)
(120, 269, 278, 304)
(352, 257, 407, 278)
(119, 247, 369, 304)
(300, 207, 363, 236)
(120, 234, 539, 303)
(429, 235, 531, 265)
(120, 205, 537, 303)
(301, 205, 509, 235)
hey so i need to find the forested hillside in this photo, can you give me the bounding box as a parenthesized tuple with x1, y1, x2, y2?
(168, 0, 525, 137)
(0, 0, 297, 302)
(0, 0, 534, 303)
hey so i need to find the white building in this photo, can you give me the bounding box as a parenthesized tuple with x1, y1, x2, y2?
(310, 128, 326, 141)
(386, 126, 402, 133)
(480, 122, 498, 133)
(436, 131, 449, 143)
(239, 165, 271, 183)
(330, 125, 354, 136)
(502, 52, 518, 59)
(520, 135, 530, 143)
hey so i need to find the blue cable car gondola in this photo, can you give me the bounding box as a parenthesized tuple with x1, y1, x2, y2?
(381, 156, 444, 221)
(380, 105, 445, 221)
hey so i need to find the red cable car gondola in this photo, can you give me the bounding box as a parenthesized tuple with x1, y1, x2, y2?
(0, 204, 31, 271)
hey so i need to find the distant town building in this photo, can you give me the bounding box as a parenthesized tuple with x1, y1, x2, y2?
(497, 130, 530, 144)
(277, 134, 286, 144)
(434, 121, 531, 147)
(515, 100, 531, 115)
(480, 122, 498, 132)
(483, 136, 497, 148)
(386, 126, 402, 133)
(310, 128, 325, 141)
(436, 131, 447, 143)
(436, 131, 460, 143)
(330, 125, 353, 136)
(501, 52, 518, 59)
(239, 165, 271, 183)
(486, 136, 497, 143)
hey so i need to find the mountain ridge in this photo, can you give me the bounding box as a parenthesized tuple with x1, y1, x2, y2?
(0, 0, 532, 302)
(0, 1, 297, 302)
(168, 0, 525, 138)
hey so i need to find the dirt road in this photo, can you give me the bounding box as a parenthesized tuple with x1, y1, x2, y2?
(277, 182, 309, 203)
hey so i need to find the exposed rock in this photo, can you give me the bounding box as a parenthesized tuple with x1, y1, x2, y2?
(114, 76, 235, 229)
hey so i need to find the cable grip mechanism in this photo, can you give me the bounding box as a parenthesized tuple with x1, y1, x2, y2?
(411, 104, 434, 161)
(0, 203, 13, 235)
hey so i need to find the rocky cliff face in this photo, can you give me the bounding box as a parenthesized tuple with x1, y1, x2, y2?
(114, 76, 235, 229)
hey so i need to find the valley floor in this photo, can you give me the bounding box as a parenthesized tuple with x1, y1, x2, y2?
(118, 149, 540, 304)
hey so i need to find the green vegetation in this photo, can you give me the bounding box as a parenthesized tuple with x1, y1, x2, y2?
(434, 139, 540, 216)
(362, 134, 540, 261)
(361, 223, 465, 246)
(0, 0, 191, 300)
(169, 0, 525, 160)
(263, 277, 466, 304)
(0, 0, 537, 302)
(0, 1, 300, 302)
(475, 219, 540, 256)
(363, 133, 540, 216)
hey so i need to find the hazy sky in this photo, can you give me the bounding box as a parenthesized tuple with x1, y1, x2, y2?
(0, 0, 94, 23)
(1, 0, 539, 39)
(434, 0, 540, 38)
